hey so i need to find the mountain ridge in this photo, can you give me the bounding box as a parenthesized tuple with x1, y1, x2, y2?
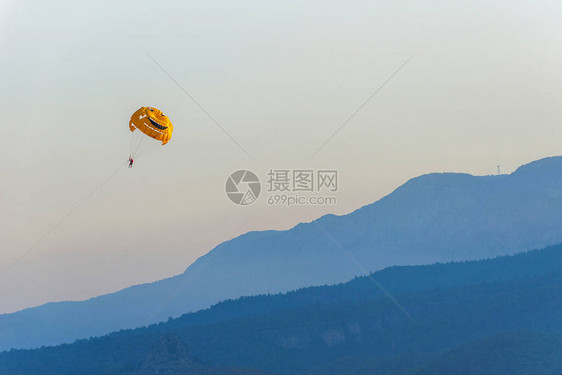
(3, 156, 562, 351)
(1, 243, 560, 374)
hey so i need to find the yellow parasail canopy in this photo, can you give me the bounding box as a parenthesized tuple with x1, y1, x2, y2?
(129, 107, 173, 145)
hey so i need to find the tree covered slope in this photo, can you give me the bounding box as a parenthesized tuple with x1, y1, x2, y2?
(1, 244, 560, 374)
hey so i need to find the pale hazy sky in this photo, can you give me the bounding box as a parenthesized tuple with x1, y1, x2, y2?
(0, 0, 561, 313)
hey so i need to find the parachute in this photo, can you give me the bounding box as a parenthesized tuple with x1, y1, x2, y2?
(129, 106, 174, 158)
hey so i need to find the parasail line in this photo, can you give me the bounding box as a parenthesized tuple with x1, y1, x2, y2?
(145, 53, 259, 165)
(308, 211, 414, 321)
(306, 54, 414, 163)
(0, 162, 127, 280)
(144, 212, 257, 325)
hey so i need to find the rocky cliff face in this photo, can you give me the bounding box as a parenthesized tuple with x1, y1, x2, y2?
(136, 334, 195, 374)
(135, 334, 273, 375)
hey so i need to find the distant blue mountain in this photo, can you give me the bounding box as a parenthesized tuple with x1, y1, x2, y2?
(1, 244, 561, 374)
(2, 156, 562, 351)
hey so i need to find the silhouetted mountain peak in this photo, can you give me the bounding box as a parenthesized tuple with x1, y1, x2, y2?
(512, 156, 562, 174)
(511, 156, 562, 186)
(389, 171, 477, 197)
(4, 156, 562, 353)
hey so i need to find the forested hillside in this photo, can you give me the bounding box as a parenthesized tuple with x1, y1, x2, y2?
(1, 245, 560, 375)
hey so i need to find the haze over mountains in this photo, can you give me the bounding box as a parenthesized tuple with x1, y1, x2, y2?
(2, 156, 562, 351)
(2, 244, 560, 374)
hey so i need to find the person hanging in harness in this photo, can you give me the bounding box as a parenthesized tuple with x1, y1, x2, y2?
(128, 157, 134, 168)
